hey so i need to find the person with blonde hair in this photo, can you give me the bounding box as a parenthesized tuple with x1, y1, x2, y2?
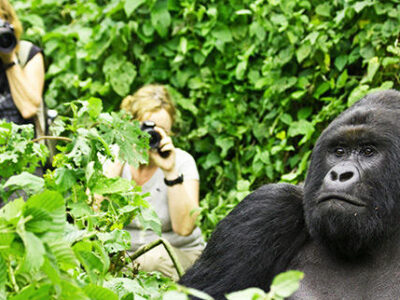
(105, 84, 205, 280)
(0, 0, 45, 125)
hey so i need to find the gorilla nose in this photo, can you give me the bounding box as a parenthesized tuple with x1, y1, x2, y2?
(323, 163, 360, 190)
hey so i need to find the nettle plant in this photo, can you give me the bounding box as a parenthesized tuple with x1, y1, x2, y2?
(0, 98, 303, 299)
(0, 98, 174, 299)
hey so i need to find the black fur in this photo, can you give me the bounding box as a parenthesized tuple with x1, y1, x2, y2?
(180, 184, 309, 299)
(180, 90, 400, 299)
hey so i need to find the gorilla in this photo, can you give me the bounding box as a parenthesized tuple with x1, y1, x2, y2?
(180, 90, 400, 299)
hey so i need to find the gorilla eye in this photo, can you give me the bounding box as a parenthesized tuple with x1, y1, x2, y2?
(361, 146, 375, 157)
(334, 147, 345, 157)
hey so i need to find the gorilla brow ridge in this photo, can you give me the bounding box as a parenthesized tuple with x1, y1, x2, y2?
(324, 126, 382, 148)
(347, 110, 372, 125)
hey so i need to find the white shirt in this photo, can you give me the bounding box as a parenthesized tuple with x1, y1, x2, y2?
(124, 148, 205, 251)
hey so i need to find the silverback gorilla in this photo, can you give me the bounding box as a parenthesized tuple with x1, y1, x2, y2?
(180, 90, 400, 299)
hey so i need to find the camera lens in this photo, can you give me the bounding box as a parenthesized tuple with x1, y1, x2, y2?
(148, 130, 161, 149)
(140, 121, 161, 149)
(0, 30, 16, 53)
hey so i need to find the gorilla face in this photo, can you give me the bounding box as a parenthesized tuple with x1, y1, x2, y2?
(304, 91, 400, 258)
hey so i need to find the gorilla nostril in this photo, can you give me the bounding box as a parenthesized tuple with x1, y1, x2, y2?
(330, 171, 338, 181)
(339, 171, 353, 182)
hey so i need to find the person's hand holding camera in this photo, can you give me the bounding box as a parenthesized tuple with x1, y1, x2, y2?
(0, 48, 16, 65)
(149, 126, 177, 175)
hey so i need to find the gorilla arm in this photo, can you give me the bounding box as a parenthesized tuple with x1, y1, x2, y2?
(179, 183, 309, 300)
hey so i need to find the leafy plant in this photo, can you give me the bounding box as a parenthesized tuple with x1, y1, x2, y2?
(0, 100, 185, 299)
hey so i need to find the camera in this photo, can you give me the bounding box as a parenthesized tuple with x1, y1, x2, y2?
(140, 120, 170, 158)
(140, 121, 161, 149)
(0, 18, 17, 53)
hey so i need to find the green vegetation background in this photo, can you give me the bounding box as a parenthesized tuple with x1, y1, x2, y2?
(14, 0, 400, 237)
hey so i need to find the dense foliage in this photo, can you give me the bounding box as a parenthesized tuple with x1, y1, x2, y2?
(0, 102, 302, 299)
(13, 0, 400, 236)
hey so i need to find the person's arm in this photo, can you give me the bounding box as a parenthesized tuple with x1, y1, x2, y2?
(0, 50, 45, 119)
(164, 169, 200, 236)
(150, 128, 200, 236)
(104, 160, 124, 178)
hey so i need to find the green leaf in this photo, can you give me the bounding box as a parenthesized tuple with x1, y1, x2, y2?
(347, 85, 369, 107)
(124, 0, 146, 17)
(280, 114, 293, 125)
(364, 57, 379, 83)
(212, 24, 233, 43)
(26, 190, 64, 213)
(334, 55, 347, 71)
(110, 61, 137, 96)
(353, 1, 372, 13)
(55, 168, 77, 191)
(288, 120, 315, 138)
(88, 97, 103, 119)
(235, 61, 247, 80)
(0, 198, 24, 222)
(24, 207, 52, 233)
(203, 152, 221, 169)
(271, 14, 288, 29)
(19, 232, 45, 272)
(0, 256, 7, 287)
(215, 138, 234, 157)
(137, 208, 162, 236)
(92, 176, 133, 195)
(75, 250, 104, 277)
(48, 240, 79, 270)
(9, 284, 52, 300)
(104, 278, 146, 298)
(84, 284, 118, 300)
(41, 256, 61, 286)
(103, 54, 137, 96)
(296, 43, 312, 63)
(313, 82, 330, 99)
(151, 0, 171, 38)
(60, 280, 89, 299)
(0, 122, 11, 144)
(316, 3, 331, 17)
(25, 191, 65, 233)
(297, 107, 312, 120)
(336, 70, 348, 88)
(360, 46, 375, 60)
(270, 270, 304, 298)
(226, 287, 266, 300)
(97, 229, 131, 253)
(4, 172, 44, 195)
(184, 288, 214, 300)
(179, 37, 188, 54)
(162, 291, 188, 300)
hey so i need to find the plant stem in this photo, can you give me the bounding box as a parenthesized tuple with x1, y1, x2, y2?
(7, 260, 18, 292)
(32, 136, 72, 143)
(129, 238, 184, 278)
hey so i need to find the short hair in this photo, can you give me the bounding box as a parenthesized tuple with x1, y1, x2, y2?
(121, 84, 176, 124)
(0, 0, 23, 40)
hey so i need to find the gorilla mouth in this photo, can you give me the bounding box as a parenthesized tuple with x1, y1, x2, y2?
(317, 194, 366, 207)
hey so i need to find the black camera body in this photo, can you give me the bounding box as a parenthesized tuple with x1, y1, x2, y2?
(140, 120, 170, 158)
(0, 18, 17, 54)
(141, 121, 161, 149)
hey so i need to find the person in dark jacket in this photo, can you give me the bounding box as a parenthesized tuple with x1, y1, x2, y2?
(0, 0, 45, 126)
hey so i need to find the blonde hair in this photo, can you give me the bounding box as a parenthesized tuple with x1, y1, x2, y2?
(121, 84, 176, 124)
(0, 0, 23, 40)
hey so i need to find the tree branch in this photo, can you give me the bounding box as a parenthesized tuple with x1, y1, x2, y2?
(129, 238, 184, 278)
(32, 135, 72, 143)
